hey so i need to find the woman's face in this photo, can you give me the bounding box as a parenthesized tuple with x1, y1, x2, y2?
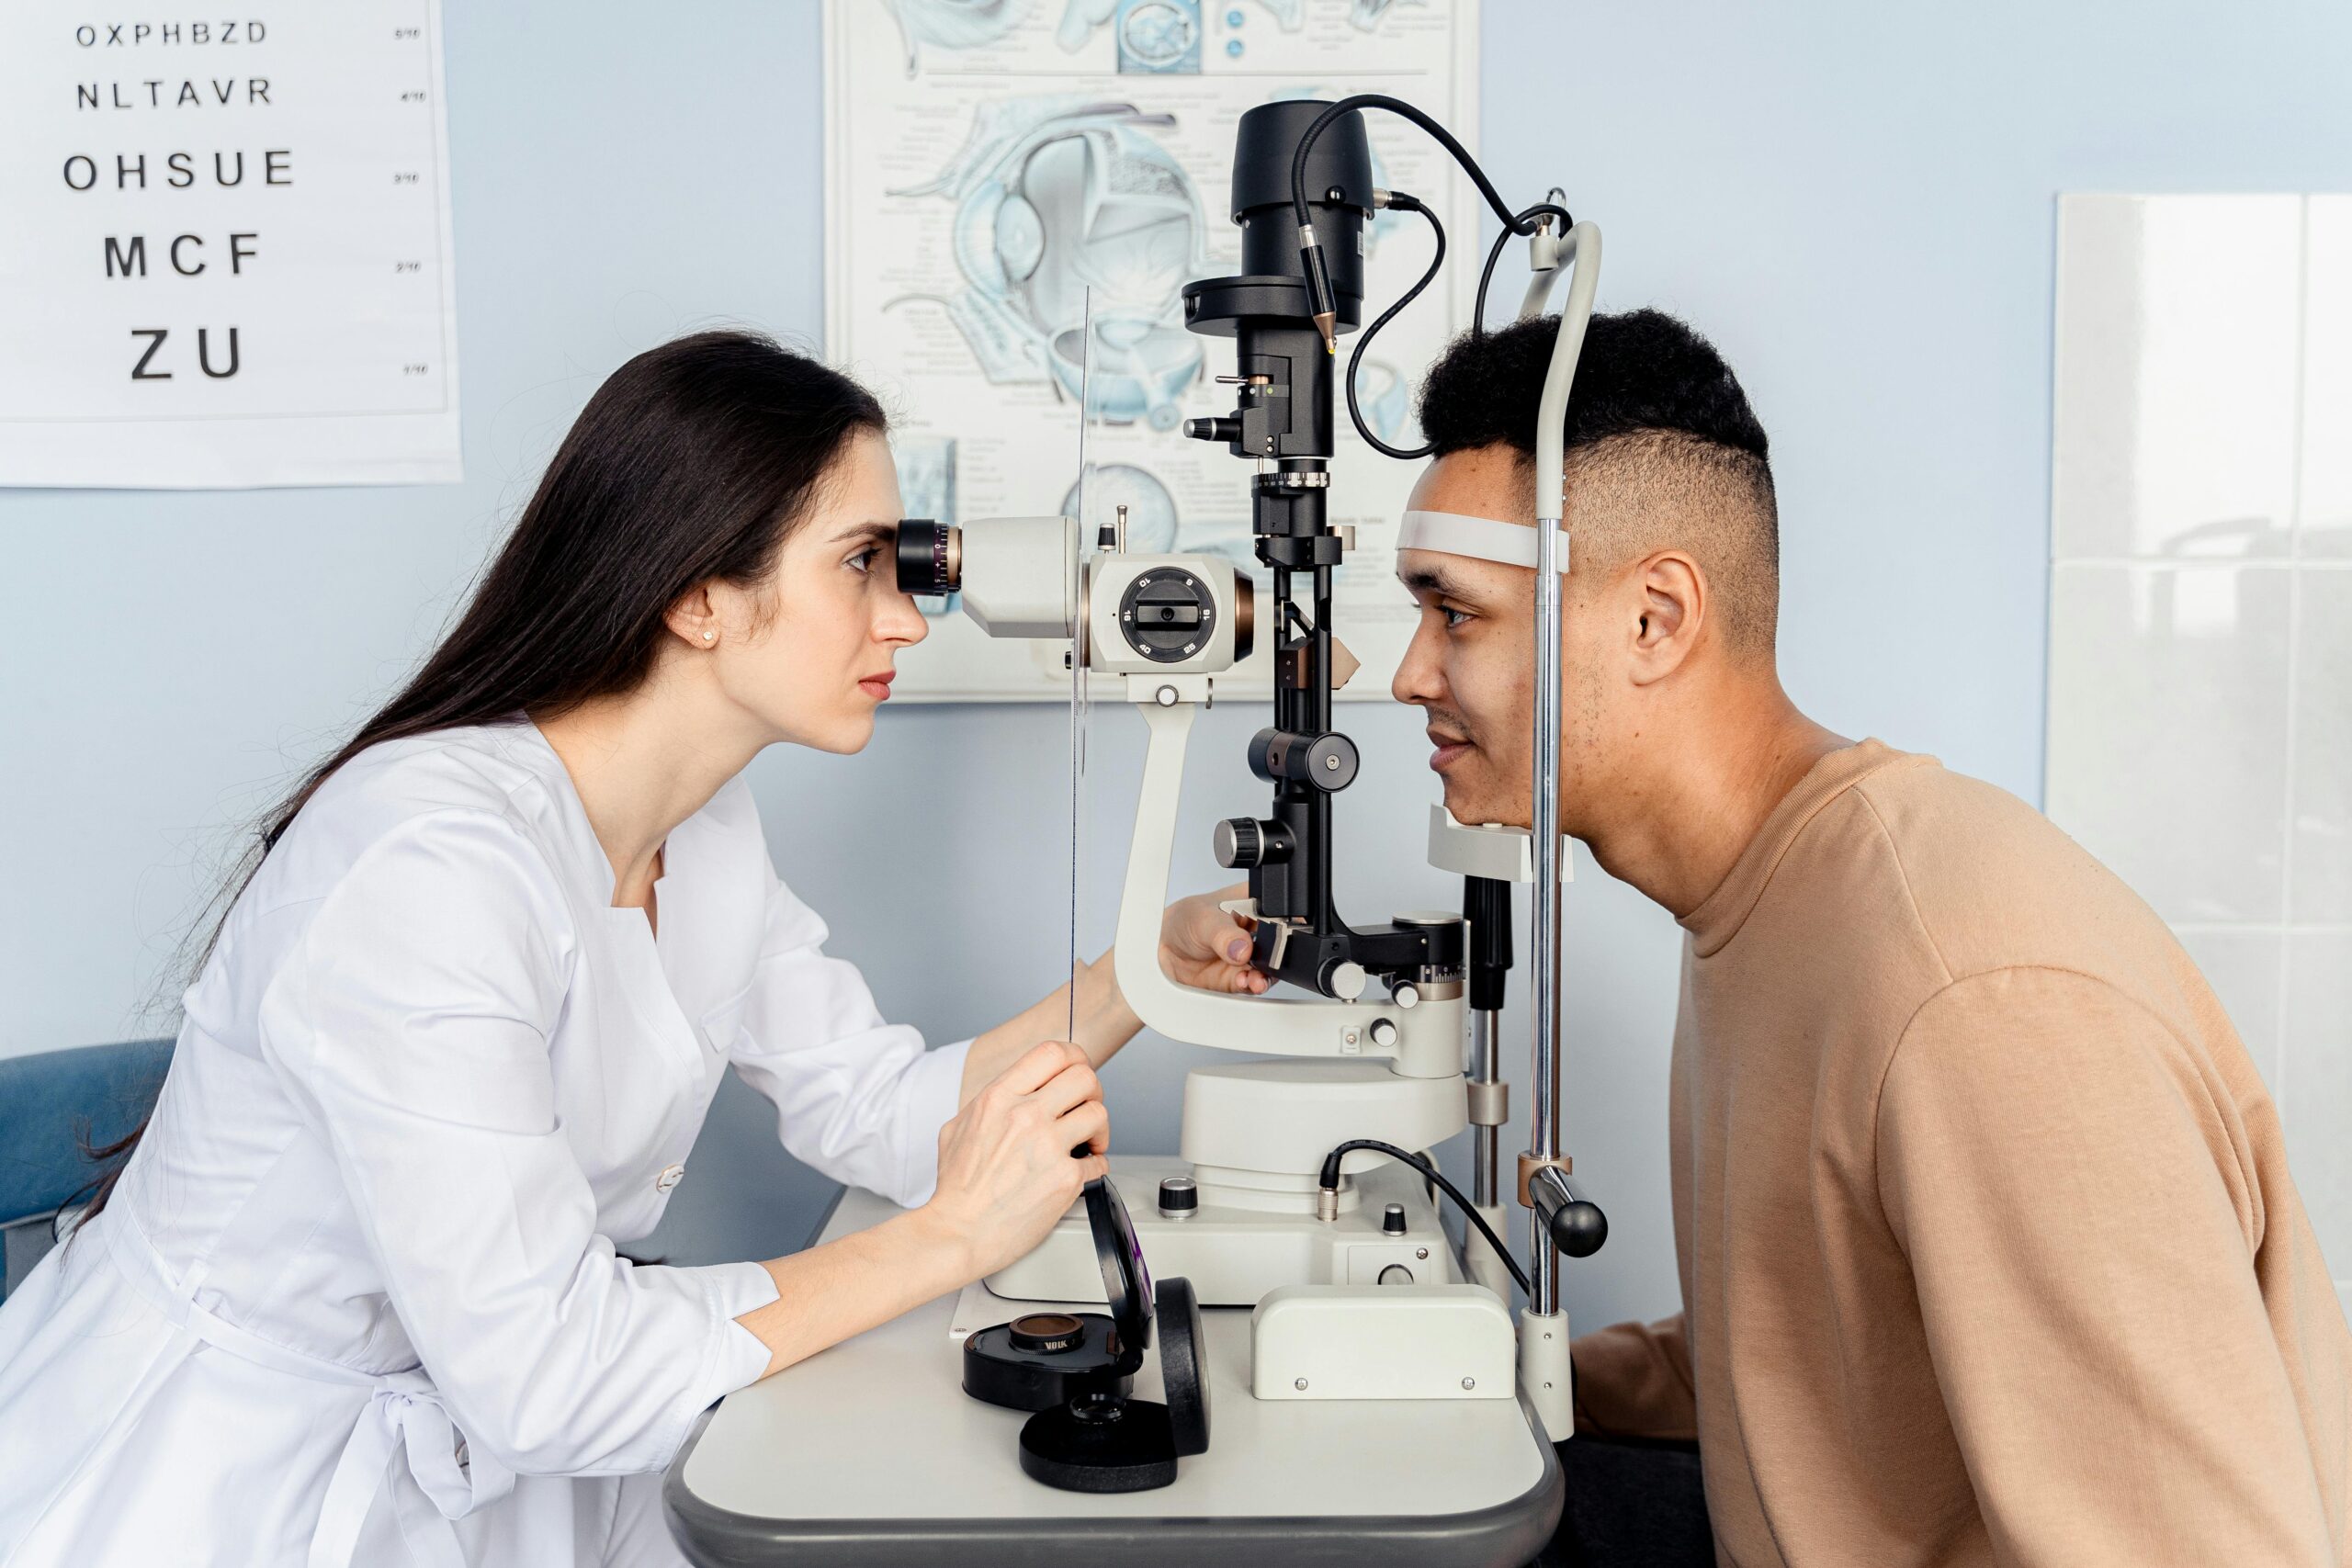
(708, 429, 928, 754)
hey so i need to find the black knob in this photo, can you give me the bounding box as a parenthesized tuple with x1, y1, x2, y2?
(1213, 818, 1292, 870)
(1118, 570, 1218, 664)
(1184, 415, 1241, 446)
(1531, 1169, 1610, 1259)
(1159, 1177, 1199, 1215)
(1548, 1201, 1609, 1258)
(1248, 728, 1360, 793)
(1381, 1202, 1407, 1235)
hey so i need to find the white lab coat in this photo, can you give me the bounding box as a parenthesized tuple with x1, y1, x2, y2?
(0, 719, 972, 1567)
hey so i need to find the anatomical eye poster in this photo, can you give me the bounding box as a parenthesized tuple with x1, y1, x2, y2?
(0, 1, 459, 489)
(825, 0, 1479, 702)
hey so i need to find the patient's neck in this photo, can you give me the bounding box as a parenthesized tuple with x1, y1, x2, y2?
(1581, 671, 1847, 921)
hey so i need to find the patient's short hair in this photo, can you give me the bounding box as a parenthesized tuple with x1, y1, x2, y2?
(1417, 310, 1781, 656)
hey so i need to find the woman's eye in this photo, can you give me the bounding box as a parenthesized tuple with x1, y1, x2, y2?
(1442, 605, 1474, 630)
(848, 547, 878, 575)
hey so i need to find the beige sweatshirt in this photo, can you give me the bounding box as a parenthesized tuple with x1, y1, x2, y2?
(1571, 740, 2351, 1567)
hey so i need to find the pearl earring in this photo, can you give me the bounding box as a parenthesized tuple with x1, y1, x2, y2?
(704, 630, 716, 643)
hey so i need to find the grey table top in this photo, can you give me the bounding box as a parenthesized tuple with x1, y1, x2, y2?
(663, 1173, 1564, 1568)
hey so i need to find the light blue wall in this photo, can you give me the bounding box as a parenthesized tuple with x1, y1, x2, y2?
(6, 1, 2347, 1323)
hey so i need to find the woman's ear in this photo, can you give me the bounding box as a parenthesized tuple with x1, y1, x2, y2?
(1627, 550, 1707, 686)
(664, 583, 722, 650)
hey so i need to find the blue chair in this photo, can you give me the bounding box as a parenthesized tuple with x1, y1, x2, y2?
(0, 1038, 175, 1302)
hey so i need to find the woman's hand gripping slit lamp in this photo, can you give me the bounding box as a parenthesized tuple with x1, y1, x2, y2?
(896, 96, 1607, 1438)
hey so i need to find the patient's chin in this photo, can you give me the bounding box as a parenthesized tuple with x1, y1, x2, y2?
(1443, 778, 1503, 828)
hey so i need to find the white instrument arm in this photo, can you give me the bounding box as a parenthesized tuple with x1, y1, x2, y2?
(1112, 694, 1461, 1080)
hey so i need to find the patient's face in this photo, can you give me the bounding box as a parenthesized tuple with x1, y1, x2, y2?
(713, 429, 928, 754)
(1390, 446, 1615, 832)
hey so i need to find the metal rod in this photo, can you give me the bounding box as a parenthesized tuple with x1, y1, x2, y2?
(1530, 500, 1564, 1314)
(1471, 1009, 1499, 1207)
(1522, 222, 1600, 1319)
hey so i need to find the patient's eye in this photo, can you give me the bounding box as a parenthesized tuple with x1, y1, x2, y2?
(847, 546, 879, 575)
(1442, 604, 1475, 630)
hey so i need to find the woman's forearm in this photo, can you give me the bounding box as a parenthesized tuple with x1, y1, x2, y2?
(960, 947, 1140, 1103)
(733, 1206, 972, 1380)
(956, 886, 1261, 1103)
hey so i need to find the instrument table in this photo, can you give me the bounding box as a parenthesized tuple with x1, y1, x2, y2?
(664, 1177, 1563, 1568)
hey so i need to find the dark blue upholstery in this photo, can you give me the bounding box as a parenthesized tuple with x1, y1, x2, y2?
(0, 1038, 175, 1226)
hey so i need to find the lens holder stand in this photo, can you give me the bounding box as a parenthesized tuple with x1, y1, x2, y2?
(962, 1310, 1131, 1413)
(1009, 1177, 1211, 1493)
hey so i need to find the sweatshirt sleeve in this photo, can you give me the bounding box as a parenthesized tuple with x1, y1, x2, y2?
(1570, 1313, 1698, 1441)
(259, 810, 780, 1481)
(718, 871, 971, 1211)
(1876, 965, 2338, 1568)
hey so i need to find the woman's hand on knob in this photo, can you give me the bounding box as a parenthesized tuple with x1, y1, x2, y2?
(924, 1040, 1108, 1280)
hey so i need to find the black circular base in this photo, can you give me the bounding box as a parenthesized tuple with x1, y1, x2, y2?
(962, 1314, 1131, 1414)
(1018, 1396, 1179, 1493)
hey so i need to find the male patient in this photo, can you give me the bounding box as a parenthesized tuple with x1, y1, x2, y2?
(1395, 310, 2351, 1567)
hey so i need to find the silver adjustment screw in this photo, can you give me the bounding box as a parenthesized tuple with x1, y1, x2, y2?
(1461, 1377, 1476, 1391)
(1294, 1377, 1308, 1391)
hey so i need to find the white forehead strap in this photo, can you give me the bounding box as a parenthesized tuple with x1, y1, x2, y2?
(1396, 510, 1569, 572)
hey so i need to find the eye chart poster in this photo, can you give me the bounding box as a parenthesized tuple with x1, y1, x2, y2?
(0, 2, 460, 488)
(825, 0, 1480, 702)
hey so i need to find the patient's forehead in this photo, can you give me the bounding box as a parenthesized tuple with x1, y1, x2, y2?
(1406, 446, 1533, 525)
(1396, 547, 1524, 610)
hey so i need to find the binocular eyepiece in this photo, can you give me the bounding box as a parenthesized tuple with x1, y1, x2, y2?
(895, 519, 961, 597)
(888, 514, 1252, 673)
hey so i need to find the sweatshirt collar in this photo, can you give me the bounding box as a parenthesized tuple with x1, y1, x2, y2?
(1679, 739, 1927, 957)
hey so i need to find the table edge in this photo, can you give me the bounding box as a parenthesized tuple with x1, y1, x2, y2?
(662, 1394, 1565, 1568)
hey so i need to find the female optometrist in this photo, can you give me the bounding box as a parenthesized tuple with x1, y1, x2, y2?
(0, 332, 1266, 1568)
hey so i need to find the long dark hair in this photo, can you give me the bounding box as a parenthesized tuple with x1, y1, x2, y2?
(74, 331, 888, 1225)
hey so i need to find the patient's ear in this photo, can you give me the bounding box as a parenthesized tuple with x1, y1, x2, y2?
(1627, 551, 1706, 686)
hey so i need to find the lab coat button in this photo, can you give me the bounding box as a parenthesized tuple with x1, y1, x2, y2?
(654, 1163, 685, 1194)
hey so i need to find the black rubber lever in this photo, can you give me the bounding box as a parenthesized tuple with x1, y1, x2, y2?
(1530, 1166, 1608, 1258)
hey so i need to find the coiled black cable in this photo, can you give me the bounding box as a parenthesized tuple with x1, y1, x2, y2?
(1347, 191, 1444, 459)
(1318, 1138, 1532, 1297)
(1286, 93, 1528, 242)
(1279, 95, 1574, 434)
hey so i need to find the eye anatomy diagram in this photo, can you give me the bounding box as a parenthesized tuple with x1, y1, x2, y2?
(889, 97, 1210, 432)
(884, 0, 1029, 74)
(827, 0, 1476, 699)
(1057, 0, 1302, 67)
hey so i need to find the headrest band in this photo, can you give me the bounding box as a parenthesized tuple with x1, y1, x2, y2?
(1396, 510, 1568, 572)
